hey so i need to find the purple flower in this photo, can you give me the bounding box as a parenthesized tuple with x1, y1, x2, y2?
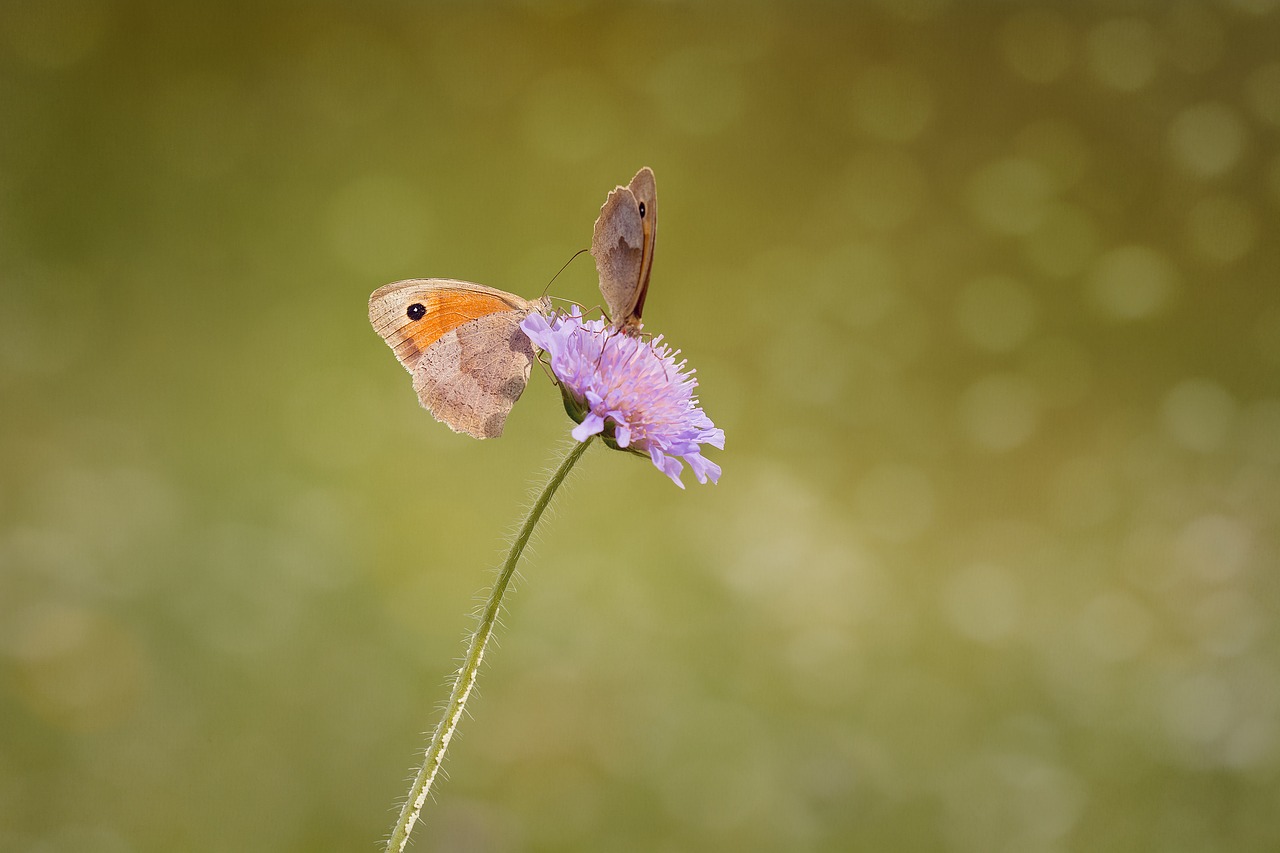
(521, 308, 724, 488)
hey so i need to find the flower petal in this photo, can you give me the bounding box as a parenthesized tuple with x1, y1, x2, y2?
(686, 453, 721, 485)
(524, 310, 722, 487)
(571, 412, 606, 442)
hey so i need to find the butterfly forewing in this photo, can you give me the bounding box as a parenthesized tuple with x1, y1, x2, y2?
(369, 279, 536, 372)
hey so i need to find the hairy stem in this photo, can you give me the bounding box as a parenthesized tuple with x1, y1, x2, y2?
(385, 437, 594, 853)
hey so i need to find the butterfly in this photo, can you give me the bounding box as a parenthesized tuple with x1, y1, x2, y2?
(368, 279, 551, 439)
(591, 166, 658, 334)
(370, 167, 658, 438)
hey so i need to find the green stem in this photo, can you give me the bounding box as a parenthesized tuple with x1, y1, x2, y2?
(385, 437, 594, 853)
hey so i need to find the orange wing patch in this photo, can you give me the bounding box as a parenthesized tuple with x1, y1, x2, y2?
(400, 291, 518, 363)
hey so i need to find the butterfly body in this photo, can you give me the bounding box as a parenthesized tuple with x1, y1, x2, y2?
(369, 279, 550, 439)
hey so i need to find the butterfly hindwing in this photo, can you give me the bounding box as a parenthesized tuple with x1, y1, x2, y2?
(591, 167, 657, 333)
(412, 309, 537, 439)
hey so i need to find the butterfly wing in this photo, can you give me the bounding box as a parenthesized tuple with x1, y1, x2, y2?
(369, 279, 541, 438)
(591, 167, 657, 333)
(412, 309, 537, 439)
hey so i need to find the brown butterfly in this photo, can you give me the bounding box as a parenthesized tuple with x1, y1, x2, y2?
(591, 167, 658, 334)
(369, 279, 551, 439)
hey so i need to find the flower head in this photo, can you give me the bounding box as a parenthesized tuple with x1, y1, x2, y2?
(521, 308, 723, 487)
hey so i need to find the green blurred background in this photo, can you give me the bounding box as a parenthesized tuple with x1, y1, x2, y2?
(3, 1, 1280, 850)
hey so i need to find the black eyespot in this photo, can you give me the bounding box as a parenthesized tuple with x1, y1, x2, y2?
(406, 303, 426, 321)
(638, 201, 646, 218)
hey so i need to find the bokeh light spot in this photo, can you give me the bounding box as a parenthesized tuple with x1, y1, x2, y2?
(1174, 514, 1253, 583)
(941, 750, 1084, 850)
(1085, 18, 1159, 92)
(1086, 245, 1177, 321)
(965, 158, 1054, 236)
(959, 374, 1040, 451)
(1161, 379, 1238, 453)
(943, 563, 1022, 644)
(1161, 670, 1235, 750)
(1191, 588, 1264, 658)
(1168, 102, 1247, 178)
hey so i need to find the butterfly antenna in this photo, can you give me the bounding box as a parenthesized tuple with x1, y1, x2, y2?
(541, 247, 591, 299)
